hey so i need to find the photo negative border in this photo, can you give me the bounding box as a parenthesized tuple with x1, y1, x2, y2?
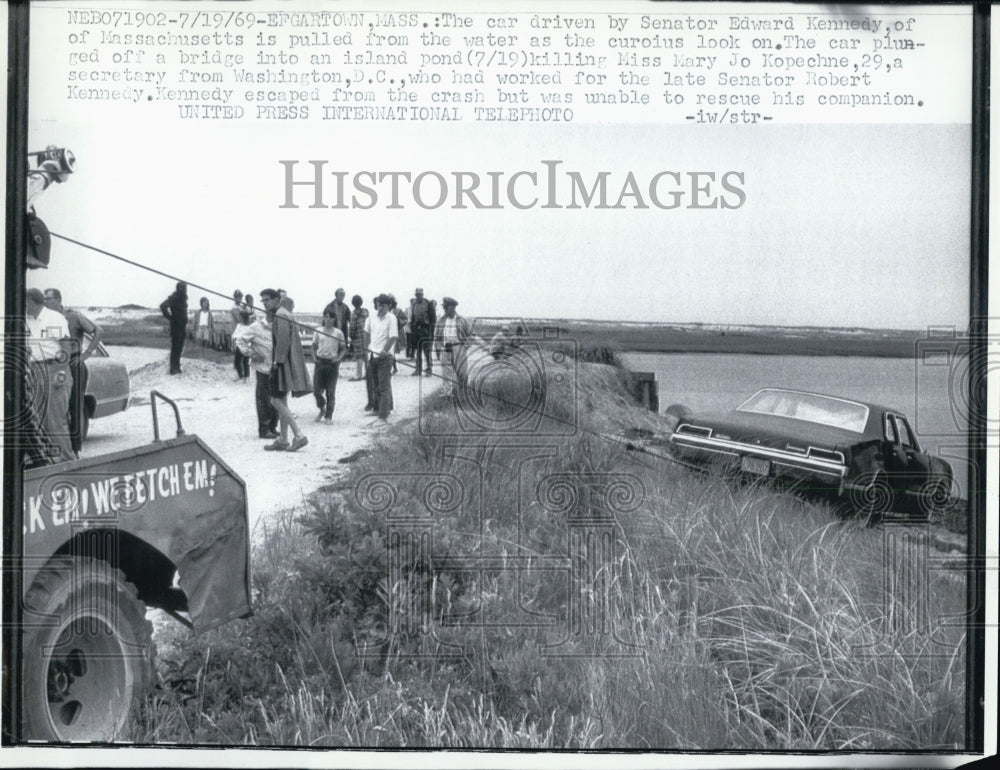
(2, 0, 994, 764)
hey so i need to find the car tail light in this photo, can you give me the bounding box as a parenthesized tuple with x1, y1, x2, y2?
(808, 447, 846, 464)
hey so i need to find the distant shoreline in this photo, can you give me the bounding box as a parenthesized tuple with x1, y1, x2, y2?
(96, 306, 935, 359)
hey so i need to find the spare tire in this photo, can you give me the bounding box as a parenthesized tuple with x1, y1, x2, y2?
(21, 557, 154, 742)
(664, 403, 692, 432)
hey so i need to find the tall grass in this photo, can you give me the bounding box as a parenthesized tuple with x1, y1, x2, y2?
(143, 350, 967, 749)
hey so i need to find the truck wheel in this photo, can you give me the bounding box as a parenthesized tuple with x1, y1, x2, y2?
(21, 557, 154, 742)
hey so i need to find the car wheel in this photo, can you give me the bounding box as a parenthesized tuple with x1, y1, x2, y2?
(915, 477, 952, 521)
(849, 472, 895, 520)
(21, 557, 154, 742)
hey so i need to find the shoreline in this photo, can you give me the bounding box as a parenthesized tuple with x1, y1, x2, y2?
(93, 307, 929, 360)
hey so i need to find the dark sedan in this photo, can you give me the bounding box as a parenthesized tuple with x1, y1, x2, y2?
(81, 341, 130, 438)
(667, 388, 954, 517)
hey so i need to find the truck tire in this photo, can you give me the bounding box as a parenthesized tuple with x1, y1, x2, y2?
(21, 557, 154, 742)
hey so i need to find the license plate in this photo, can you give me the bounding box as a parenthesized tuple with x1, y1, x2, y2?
(740, 456, 771, 476)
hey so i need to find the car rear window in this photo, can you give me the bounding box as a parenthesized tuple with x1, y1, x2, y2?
(737, 389, 869, 433)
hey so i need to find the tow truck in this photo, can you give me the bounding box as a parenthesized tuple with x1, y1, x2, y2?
(16, 148, 252, 741)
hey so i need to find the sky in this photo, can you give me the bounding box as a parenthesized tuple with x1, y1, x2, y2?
(22, 0, 974, 330)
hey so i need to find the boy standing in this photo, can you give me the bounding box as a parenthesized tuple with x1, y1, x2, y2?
(364, 294, 398, 421)
(312, 309, 347, 423)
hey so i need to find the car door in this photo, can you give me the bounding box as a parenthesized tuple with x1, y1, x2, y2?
(883, 412, 932, 508)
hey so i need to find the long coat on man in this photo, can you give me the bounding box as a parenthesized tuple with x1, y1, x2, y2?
(271, 306, 312, 397)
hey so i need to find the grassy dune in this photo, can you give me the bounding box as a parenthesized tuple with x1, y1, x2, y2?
(142, 347, 966, 749)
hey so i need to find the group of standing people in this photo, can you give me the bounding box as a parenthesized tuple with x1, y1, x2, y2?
(315, 287, 478, 423)
(22, 287, 103, 466)
(23, 277, 499, 465)
(159, 285, 260, 376)
(161, 282, 311, 451)
(325, 288, 437, 380)
(158, 281, 478, 451)
(318, 287, 464, 418)
(359, 289, 474, 415)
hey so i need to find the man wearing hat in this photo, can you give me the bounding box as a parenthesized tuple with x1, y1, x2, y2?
(408, 288, 437, 376)
(434, 296, 472, 396)
(25, 288, 75, 463)
(364, 294, 399, 420)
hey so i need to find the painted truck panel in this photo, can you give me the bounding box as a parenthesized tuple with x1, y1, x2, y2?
(21, 435, 251, 632)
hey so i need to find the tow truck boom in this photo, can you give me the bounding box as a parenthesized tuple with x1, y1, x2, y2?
(26, 146, 74, 268)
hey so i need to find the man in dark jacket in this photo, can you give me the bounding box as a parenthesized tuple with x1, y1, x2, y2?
(323, 288, 351, 343)
(408, 288, 436, 376)
(261, 288, 310, 452)
(160, 281, 188, 374)
(433, 296, 471, 396)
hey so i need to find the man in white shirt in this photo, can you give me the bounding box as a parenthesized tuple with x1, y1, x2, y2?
(364, 294, 398, 421)
(25, 288, 74, 463)
(234, 310, 279, 438)
(44, 288, 102, 455)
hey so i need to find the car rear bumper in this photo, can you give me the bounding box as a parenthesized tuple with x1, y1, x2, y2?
(89, 394, 130, 419)
(669, 432, 848, 489)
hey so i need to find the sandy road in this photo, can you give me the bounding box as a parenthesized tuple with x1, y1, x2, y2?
(82, 346, 439, 537)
